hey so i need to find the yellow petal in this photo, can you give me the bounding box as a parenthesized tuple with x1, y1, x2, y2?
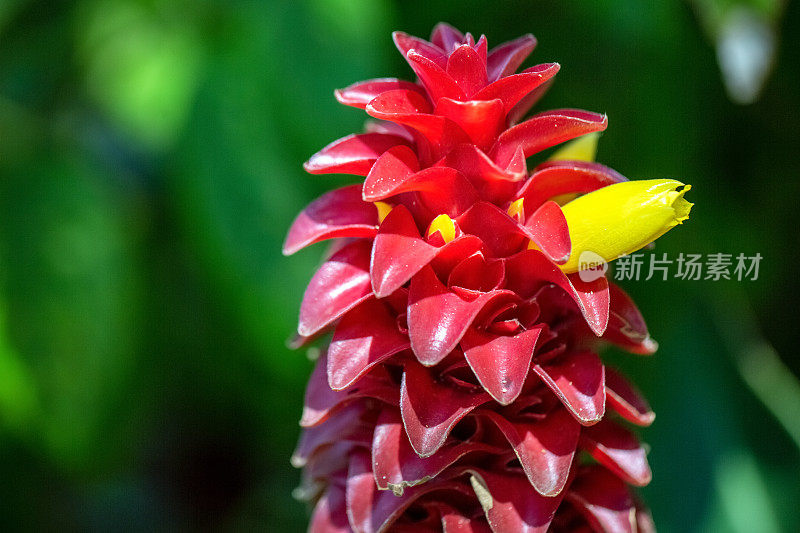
(427, 214, 456, 243)
(548, 132, 600, 162)
(559, 179, 693, 273)
(374, 201, 392, 223)
(507, 198, 525, 222)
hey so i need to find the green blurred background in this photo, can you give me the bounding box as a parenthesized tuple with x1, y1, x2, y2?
(0, 0, 798, 530)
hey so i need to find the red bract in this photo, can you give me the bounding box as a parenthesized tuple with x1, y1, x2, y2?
(286, 23, 659, 532)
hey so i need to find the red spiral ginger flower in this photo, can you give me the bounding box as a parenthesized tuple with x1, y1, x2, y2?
(284, 23, 692, 533)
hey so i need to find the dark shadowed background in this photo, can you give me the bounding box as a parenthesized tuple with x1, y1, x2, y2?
(0, 0, 798, 531)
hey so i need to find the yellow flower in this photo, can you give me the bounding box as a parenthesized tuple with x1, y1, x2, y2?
(559, 179, 693, 273)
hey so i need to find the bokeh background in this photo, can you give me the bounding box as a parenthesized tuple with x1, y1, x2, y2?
(1, 0, 798, 531)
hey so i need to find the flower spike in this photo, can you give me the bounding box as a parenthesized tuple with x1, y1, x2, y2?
(287, 24, 692, 532)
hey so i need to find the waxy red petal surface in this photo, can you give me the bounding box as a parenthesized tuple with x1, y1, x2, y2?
(504, 250, 610, 335)
(517, 161, 627, 211)
(482, 407, 579, 496)
(408, 265, 514, 365)
(367, 90, 470, 156)
(370, 205, 438, 297)
(533, 350, 606, 425)
(393, 31, 448, 68)
(441, 144, 525, 203)
(447, 44, 488, 97)
(566, 466, 637, 533)
(304, 133, 411, 175)
(434, 98, 504, 151)
(405, 50, 466, 103)
(469, 467, 565, 533)
(328, 298, 410, 390)
(347, 449, 468, 533)
(462, 326, 543, 405)
(486, 33, 537, 82)
(310, 482, 351, 533)
(456, 202, 527, 258)
(298, 240, 374, 337)
(372, 408, 497, 495)
(335, 78, 426, 109)
(283, 184, 378, 255)
(605, 367, 655, 427)
(400, 361, 491, 457)
(522, 200, 571, 264)
(300, 355, 397, 427)
(604, 282, 658, 355)
(363, 145, 420, 201)
(491, 110, 608, 167)
(293, 402, 372, 466)
(581, 419, 652, 486)
(473, 63, 560, 114)
(430, 22, 465, 53)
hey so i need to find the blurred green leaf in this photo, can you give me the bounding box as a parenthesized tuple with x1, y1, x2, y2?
(74, 0, 203, 149)
(0, 307, 39, 433)
(0, 146, 141, 471)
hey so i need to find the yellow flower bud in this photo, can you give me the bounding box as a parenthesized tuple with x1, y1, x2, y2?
(559, 179, 693, 273)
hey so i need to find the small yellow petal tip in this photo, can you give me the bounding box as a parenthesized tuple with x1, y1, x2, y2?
(559, 179, 693, 273)
(548, 132, 601, 163)
(375, 201, 392, 223)
(427, 214, 456, 243)
(507, 198, 525, 222)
